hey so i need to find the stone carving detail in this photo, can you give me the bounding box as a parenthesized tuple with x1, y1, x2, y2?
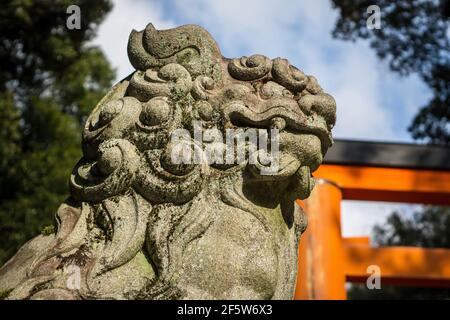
(228, 54, 272, 81)
(0, 23, 336, 300)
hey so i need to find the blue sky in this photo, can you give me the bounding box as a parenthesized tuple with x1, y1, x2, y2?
(93, 0, 426, 237)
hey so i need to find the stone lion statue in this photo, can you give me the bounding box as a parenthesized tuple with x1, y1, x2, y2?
(0, 24, 336, 300)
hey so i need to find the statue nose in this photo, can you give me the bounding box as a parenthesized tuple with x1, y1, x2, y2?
(297, 93, 336, 129)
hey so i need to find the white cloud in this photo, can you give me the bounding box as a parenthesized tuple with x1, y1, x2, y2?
(341, 200, 420, 241)
(332, 51, 396, 140)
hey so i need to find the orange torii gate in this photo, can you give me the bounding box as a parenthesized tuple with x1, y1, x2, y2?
(294, 140, 450, 299)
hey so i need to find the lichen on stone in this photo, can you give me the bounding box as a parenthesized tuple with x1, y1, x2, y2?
(41, 225, 56, 236)
(0, 288, 13, 300)
(0, 23, 336, 300)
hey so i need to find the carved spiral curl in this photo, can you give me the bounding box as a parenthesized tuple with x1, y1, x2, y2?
(70, 139, 140, 202)
(191, 75, 214, 100)
(228, 54, 272, 81)
(127, 63, 192, 102)
(133, 142, 209, 205)
(83, 97, 142, 159)
(272, 58, 308, 93)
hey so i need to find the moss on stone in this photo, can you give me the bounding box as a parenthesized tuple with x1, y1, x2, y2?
(41, 225, 56, 236)
(0, 288, 13, 300)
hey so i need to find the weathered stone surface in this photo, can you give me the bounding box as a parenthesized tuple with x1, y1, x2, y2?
(0, 23, 336, 300)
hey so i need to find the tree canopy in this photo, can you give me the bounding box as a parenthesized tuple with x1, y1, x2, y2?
(0, 0, 115, 265)
(331, 0, 450, 145)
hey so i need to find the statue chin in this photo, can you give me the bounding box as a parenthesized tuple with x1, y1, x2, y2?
(0, 23, 336, 300)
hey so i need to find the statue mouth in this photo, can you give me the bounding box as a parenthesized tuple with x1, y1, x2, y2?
(246, 149, 316, 201)
(224, 97, 333, 152)
(223, 97, 330, 196)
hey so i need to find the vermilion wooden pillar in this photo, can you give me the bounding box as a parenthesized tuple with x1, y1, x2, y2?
(293, 141, 450, 299)
(295, 179, 346, 299)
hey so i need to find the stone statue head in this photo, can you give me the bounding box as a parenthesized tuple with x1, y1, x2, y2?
(0, 24, 336, 300)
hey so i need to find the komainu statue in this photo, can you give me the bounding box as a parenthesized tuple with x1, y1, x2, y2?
(0, 24, 336, 300)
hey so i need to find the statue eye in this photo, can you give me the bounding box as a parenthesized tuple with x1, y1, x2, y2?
(140, 98, 171, 126)
(97, 99, 123, 126)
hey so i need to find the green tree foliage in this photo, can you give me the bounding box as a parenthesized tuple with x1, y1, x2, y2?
(0, 0, 115, 265)
(331, 0, 450, 145)
(348, 206, 450, 299)
(373, 206, 450, 248)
